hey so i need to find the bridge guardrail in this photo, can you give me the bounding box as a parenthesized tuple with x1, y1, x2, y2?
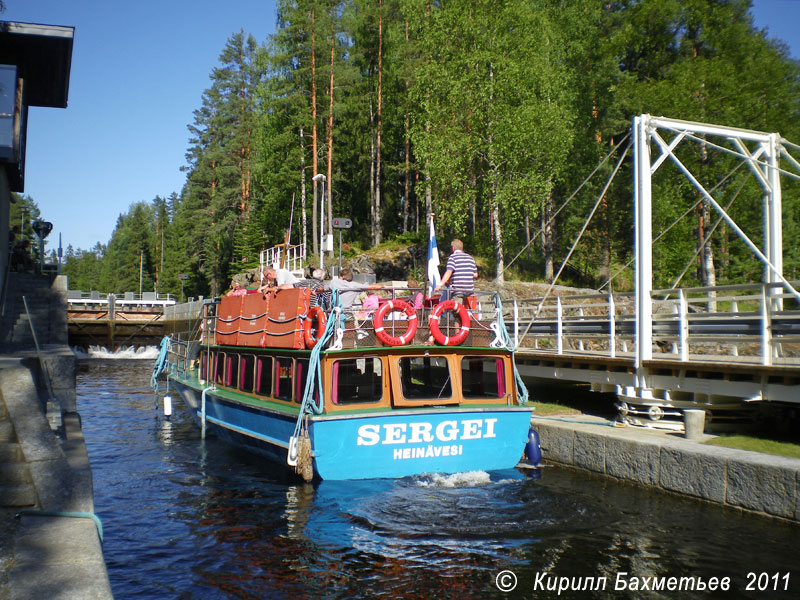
(67, 290, 176, 306)
(505, 281, 800, 366)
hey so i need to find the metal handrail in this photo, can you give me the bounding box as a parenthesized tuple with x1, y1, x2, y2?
(259, 243, 307, 276)
(505, 281, 800, 366)
(66, 291, 176, 302)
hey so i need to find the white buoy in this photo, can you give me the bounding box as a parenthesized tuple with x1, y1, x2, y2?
(163, 395, 173, 418)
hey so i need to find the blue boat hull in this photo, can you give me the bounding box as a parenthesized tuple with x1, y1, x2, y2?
(170, 380, 534, 480)
(311, 410, 533, 479)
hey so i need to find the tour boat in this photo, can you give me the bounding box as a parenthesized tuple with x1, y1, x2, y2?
(157, 286, 536, 481)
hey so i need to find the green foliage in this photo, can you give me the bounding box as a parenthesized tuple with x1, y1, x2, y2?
(9, 194, 44, 269)
(57, 0, 800, 296)
(706, 434, 800, 459)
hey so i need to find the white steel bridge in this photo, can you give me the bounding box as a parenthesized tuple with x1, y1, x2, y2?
(507, 281, 800, 428)
(501, 115, 800, 429)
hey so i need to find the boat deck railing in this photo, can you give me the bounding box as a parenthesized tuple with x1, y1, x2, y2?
(185, 287, 509, 352)
(325, 289, 504, 350)
(260, 243, 306, 277)
(162, 281, 800, 366)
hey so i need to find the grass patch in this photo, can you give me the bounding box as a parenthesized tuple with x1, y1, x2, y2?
(531, 401, 582, 416)
(705, 435, 800, 459)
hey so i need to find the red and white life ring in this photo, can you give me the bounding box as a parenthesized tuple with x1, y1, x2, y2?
(373, 299, 418, 346)
(429, 300, 470, 346)
(303, 306, 327, 349)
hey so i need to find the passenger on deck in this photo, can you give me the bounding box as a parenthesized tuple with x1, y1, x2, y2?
(259, 267, 298, 293)
(407, 280, 424, 309)
(427, 239, 477, 344)
(226, 279, 247, 297)
(356, 289, 380, 320)
(327, 267, 383, 311)
(293, 268, 329, 306)
(434, 238, 478, 303)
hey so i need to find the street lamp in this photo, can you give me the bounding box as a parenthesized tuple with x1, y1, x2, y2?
(32, 220, 53, 274)
(312, 173, 326, 271)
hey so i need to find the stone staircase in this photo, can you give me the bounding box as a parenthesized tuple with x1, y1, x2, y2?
(0, 391, 36, 509)
(1, 272, 68, 349)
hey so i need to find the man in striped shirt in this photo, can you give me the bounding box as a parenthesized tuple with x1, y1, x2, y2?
(435, 238, 477, 302)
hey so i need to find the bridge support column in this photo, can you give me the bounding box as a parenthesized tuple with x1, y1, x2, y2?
(766, 133, 783, 317)
(633, 115, 653, 388)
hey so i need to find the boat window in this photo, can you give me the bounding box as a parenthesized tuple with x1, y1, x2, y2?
(255, 356, 273, 396)
(275, 358, 294, 400)
(199, 351, 208, 380)
(239, 355, 255, 392)
(295, 359, 319, 405)
(398, 356, 452, 401)
(460, 357, 505, 399)
(225, 354, 239, 387)
(214, 352, 224, 385)
(332, 357, 383, 404)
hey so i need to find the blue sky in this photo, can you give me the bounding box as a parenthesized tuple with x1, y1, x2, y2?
(3, 0, 276, 252)
(3, 0, 799, 253)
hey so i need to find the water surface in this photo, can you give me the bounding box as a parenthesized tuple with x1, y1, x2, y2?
(79, 359, 799, 599)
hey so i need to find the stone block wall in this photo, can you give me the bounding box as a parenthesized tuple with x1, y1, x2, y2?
(534, 417, 800, 522)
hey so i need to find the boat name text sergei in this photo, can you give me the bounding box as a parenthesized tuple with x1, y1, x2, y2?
(356, 418, 498, 446)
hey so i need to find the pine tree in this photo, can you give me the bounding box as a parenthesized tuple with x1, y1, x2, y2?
(181, 31, 262, 296)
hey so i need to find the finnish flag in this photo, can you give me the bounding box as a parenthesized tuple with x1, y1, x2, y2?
(427, 216, 441, 295)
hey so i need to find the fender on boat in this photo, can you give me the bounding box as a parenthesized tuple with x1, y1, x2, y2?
(525, 428, 542, 466)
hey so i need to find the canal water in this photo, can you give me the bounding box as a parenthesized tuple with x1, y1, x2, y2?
(78, 358, 799, 599)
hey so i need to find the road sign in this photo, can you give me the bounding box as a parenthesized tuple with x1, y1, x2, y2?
(177, 274, 189, 280)
(32, 220, 53, 240)
(332, 217, 352, 229)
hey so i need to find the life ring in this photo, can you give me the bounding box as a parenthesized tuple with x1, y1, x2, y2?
(373, 299, 418, 346)
(303, 306, 327, 349)
(429, 300, 470, 345)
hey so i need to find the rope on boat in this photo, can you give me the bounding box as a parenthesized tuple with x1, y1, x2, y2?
(150, 336, 171, 393)
(295, 423, 313, 482)
(287, 290, 341, 475)
(492, 293, 530, 405)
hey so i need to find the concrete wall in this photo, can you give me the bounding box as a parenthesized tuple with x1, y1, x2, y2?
(25, 349, 77, 414)
(534, 417, 800, 522)
(1, 168, 10, 304)
(1, 355, 113, 599)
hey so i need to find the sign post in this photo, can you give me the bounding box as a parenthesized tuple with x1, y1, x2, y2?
(332, 217, 352, 275)
(312, 174, 327, 271)
(178, 273, 189, 303)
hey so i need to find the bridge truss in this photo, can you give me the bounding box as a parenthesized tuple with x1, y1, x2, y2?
(511, 114, 800, 428)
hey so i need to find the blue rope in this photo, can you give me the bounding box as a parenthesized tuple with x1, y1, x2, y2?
(533, 416, 619, 427)
(151, 336, 171, 392)
(493, 293, 530, 405)
(286, 291, 342, 468)
(16, 509, 104, 544)
(291, 289, 341, 446)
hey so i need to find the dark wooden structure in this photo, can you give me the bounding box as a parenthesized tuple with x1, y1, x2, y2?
(67, 293, 173, 350)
